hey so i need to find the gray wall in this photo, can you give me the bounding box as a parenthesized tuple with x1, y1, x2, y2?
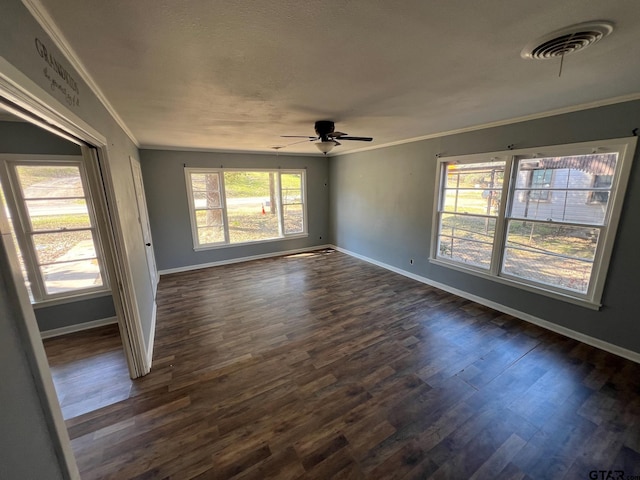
(0, 120, 116, 332)
(34, 295, 116, 331)
(0, 120, 81, 155)
(0, 233, 64, 479)
(140, 149, 330, 271)
(329, 100, 640, 355)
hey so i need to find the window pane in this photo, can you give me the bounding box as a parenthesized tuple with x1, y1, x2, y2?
(41, 259, 102, 294)
(191, 173, 221, 208)
(283, 204, 304, 234)
(26, 199, 90, 231)
(15, 165, 84, 198)
(502, 221, 598, 293)
(224, 172, 280, 243)
(438, 213, 496, 269)
(192, 190, 221, 208)
(1, 185, 34, 299)
(195, 211, 225, 244)
(588, 175, 612, 204)
(32, 230, 96, 265)
(197, 226, 225, 245)
(282, 173, 302, 204)
(443, 188, 501, 215)
(195, 209, 223, 228)
(445, 162, 505, 189)
(511, 154, 616, 225)
(443, 162, 504, 216)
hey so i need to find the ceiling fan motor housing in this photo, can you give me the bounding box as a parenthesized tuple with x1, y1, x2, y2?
(314, 120, 335, 141)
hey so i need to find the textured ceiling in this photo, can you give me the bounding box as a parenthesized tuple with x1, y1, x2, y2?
(35, 0, 640, 155)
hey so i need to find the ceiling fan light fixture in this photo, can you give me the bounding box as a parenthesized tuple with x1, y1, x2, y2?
(315, 141, 335, 154)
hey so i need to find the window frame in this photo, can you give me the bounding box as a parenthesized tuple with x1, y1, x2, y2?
(185, 167, 308, 250)
(430, 137, 637, 309)
(0, 155, 110, 303)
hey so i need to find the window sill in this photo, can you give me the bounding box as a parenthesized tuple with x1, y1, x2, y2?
(31, 289, 112, 309)
(428, 257, 602, 311)
(194, 233, 309, 252)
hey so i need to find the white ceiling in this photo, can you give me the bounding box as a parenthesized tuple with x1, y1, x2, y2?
(35, 0, 640, 155)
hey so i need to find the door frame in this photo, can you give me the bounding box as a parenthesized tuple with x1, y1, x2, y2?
(1, 57, 149, 478)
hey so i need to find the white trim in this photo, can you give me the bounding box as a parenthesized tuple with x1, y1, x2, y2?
(193, 233, 309, 251)
(0, 154, 111, 303)
(141, 144, 324, 157)
(21, 0, 139, 147)
(430, 137, 637, 308)
(185, 167, 308, 250)
(331, 245, 640, 365)
(158, 244, 332, 276)
(40, 316, 117, 339)
(146, 301, 157, 367)
(0, 58, 106, 146)
(428, 257, 601, 310)
(331, 93, 640, 157)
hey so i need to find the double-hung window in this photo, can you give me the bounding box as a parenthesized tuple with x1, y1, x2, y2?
(185, 168, 307, 249)
(432, 138, 636, 308)
(0, 156, 108, 302)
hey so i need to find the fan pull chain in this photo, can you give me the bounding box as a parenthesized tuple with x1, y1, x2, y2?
(558, 32, 576, 78)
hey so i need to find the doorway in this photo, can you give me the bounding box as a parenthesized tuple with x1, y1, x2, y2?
(0, 105, 136, 416)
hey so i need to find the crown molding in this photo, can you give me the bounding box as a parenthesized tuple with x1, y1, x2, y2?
(140, 144, 326, 157)
(21, 0, 139, 147)
(333, 92, 640, 157)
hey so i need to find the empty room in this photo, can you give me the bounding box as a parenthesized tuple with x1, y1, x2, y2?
(1, 1, 640, 479)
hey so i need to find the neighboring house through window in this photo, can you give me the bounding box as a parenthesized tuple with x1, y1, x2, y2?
(185, 168, 307, 249)
(589, 174, 613, 204)
(432, 138, 636, 308)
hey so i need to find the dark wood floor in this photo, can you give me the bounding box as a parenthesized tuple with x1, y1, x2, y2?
(45, 249, 640, 479)
(44, 323, 132, 420)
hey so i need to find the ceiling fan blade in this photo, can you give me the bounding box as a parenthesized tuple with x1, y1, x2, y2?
(328, 131, 348, 138)
(281, 135, 317, 139)
(284, 138, 318, 147)
(338, 136, 373, 142)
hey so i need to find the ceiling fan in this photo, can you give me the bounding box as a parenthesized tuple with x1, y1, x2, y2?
(281, 120, 373, 154)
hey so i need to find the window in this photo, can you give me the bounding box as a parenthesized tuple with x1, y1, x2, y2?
(437, 160, 505, 269)
(185, 168, 307, 249)
(528, 168, 553, 201)
(0, 156, 108, 302)
(432, 138, 636, 308)
(589, 174, 613, 204)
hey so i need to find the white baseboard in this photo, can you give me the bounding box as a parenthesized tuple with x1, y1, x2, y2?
(146, 301, 157, 369)
(40, 316, 118, 339)
(330, 245, 640, 365)
(158, 244, 332, 276)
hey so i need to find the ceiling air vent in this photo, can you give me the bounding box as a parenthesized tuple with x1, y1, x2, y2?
(521, 21, 613, 60)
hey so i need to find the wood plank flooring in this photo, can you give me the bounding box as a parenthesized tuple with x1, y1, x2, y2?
(45, 249, 640, 479)
(44, 323, 132, 420)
